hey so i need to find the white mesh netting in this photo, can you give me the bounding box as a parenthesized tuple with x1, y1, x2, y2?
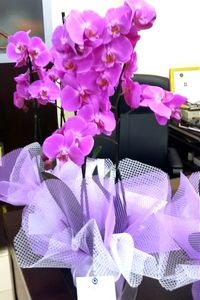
(1, 143, 200, 294)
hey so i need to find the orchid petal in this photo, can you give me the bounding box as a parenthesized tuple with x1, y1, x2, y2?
(43, 134, 65, 159)
(64, 116, 87, 132)
(65, 10, 84, 45)
(122, 79, 141, 108)
(78, 136, 94, 156)
(78, 104, 94, 121)
(112, 36, 133, 63)
(69, 145, 85, 166)
(34, 50, 51, 67)
(61, 85, 80, 111)
(64, 130, 75, 148)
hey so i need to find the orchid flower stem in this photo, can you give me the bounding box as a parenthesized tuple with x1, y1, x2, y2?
(61, 12, 66, 24)
(58, 12, 66, 129)
(60, 107, 65, 127)
(82, 158, 86, 179)
(114, 85, 122, 184)
(81, 158, 90, 223)
(28, 56, 42, 144)
(81, 178, 90, 224)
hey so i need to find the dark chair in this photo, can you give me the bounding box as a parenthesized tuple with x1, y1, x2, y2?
(92, 74, 183, 177)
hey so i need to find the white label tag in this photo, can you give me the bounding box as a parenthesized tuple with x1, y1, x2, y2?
(76, 276, 116, 300)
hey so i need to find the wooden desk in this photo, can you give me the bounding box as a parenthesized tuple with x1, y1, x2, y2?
(3, 208, 192, 300)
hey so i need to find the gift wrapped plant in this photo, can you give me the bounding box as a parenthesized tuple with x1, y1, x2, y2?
(1, 0, 200, 299)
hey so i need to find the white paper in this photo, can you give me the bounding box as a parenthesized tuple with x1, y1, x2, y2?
(76, 276, 116, 300)
(173, 69, 200, 104)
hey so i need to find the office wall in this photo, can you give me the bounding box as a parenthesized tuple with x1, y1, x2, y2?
(48, 0, 200, 77)
(136, 0, 200, 76)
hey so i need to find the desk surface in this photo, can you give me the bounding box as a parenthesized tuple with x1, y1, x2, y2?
(169, 123, 200, 142)
(3, 209, 192, 300)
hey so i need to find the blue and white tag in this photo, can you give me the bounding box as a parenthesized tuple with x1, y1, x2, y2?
(76, 276, 116, 300)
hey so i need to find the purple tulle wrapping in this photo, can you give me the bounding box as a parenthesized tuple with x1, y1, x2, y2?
(1, 143, 200, 299)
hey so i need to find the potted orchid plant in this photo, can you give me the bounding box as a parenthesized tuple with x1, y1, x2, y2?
(1, 0, 200, 299)
(6, 0, 185, 168)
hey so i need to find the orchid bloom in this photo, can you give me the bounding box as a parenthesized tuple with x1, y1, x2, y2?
(78, 102, 116, 136)
(43, 132, 85, 166)
(7, 31, 51, 68)
(43, 116, 95, 165)
(28, 36, 51, 67)
(6, 0, 187, 169)
(140, 85, 187, 125)
(28, 79, 60, 105)
(122, 78, 142, 109)
(122, 52, 138, 79)
(6, 31, 30, 66)
(13, 91, 25, 109)
(125, 0, 156, 30)
(61, 72, 97, 111)
(13, 72, 31, 109)
(96, 64, 122, 96)
(94, 36, 132, 69)
(65, 9, 105, 48)
(51, 25, 75, 53)
(63, 116, 97, 154)
(54, 52, 94, 75)
(104, 4, 132, 42)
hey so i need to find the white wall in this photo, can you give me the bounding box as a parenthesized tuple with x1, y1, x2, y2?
(46, 0, 200, 77)
(136, 0, 200, 76)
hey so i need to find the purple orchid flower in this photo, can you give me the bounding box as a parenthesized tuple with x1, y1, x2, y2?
(61, 71, 97, 111)
(122, 78, 142, 109)
(51, 25, 75, 54)
(94, 36, 133, 70)
(140, 85, 187, 125)
(14, 82, 30, 108)
(154, 93, 187, 125)
(43, 132, 85, 166)
(28, 36, 51, 67)
(126, 0, 156, 30)
(125, 25, 141, 48)
(6, 31, 30, 66)
(82, 10, 106, 47)
(54, 52, 94, 75)
(65, 9, 105, 48)
(28, 79, 60, 105)
(122, 52, 138, 79)
(40, 65, 60, 83)
(63, 116, 97, 155)
(78, 102, 116, 136)
(96, 63, 122, 96)
(104, 4, 132, 43)
(13, 91, 25, 110)
(13, 72, 31, 109)
(14, 71, 30, 84)
(43, 116, 95, 165)
(14, 73, 30, 99)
